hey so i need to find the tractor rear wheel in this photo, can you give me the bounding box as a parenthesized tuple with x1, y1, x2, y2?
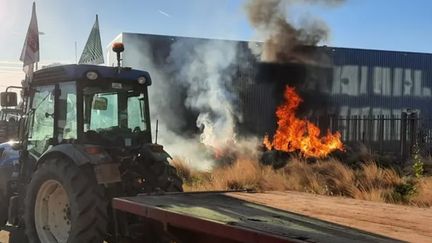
(24, 158, 108, 243)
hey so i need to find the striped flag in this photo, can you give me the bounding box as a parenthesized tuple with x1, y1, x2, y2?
(79, 15, 104, 65)
(20, 2, 39, 78)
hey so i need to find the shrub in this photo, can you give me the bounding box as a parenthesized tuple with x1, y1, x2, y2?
(410, 177, 432, 207)
(412, 144, 424, 178)
(173, 155, 432, 207)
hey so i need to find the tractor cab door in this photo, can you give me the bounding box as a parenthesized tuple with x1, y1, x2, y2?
(27, 82, 78, 158)
(27, 85, 55, 158)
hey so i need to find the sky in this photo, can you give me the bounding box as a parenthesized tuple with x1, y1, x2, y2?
(1, 0, 432, 89)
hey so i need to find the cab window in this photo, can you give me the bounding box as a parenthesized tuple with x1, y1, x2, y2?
(28, 85, 55, 156)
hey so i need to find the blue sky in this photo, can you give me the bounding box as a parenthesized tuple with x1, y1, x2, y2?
(1, 0, 432, 87)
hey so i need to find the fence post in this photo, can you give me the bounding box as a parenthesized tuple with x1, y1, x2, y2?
(379, 115, 384, 154)
(409, 112, 418, 155)
(400, 112, 407, 160)
(360, 116, 367, 145)
(320, 115, 330, 135)
(369, 116, 374, 144)
(358, 115, 362, 143)
(345, 116, 350, 141)
(352, 115, 358, 141)
(330, 115, 336, 133)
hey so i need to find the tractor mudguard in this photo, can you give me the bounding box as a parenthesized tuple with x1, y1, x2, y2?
(38, 144, 112, 167)
(37, 144, 121, 184)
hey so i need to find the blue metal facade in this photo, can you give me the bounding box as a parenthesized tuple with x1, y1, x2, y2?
(325, 47, 432, 118)
(109, 33, 432, 140)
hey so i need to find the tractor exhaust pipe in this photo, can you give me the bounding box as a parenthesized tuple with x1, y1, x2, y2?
(155, 120, 159, 144)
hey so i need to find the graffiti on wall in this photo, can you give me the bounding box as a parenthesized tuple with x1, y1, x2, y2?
(331, 65, 430, 97)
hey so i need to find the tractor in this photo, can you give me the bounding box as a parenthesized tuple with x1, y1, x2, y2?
(0, 43, 183, 243)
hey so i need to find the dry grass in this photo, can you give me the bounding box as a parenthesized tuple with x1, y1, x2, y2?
(411, 177, 432, 207)
(172, 156, 287, 191)
(172, 156, 432, 207)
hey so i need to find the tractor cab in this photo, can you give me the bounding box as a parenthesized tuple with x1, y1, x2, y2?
(2, 63, 153, 157)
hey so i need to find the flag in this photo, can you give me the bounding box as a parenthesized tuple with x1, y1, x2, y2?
(79, 15, 104, 65)
(20, 2, 39, 77)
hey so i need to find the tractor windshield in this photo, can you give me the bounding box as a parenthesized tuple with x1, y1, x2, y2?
(82, 83, 150, 146)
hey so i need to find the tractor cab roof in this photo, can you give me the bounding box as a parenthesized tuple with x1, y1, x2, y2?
(31, 64, 152, 86)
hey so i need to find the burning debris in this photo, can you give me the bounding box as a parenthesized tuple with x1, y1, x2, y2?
(264, 86, 343, 158)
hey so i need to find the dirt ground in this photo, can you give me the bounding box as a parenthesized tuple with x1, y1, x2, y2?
(0, 232, 7, 243)
(230, 191, 432, 243)
(0, 191, 430, 243)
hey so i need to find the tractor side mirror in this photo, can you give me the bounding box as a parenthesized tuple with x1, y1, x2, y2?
(92, 97, 108, 110)
(0, 92, 17, 107)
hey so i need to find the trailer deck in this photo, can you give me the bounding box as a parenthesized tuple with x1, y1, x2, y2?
(112, 191, 400, 243)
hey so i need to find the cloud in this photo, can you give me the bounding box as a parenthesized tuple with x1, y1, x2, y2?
(158, 10, 172, 18)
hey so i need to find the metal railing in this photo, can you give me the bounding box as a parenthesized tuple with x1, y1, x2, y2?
(308, 112, 432, 159)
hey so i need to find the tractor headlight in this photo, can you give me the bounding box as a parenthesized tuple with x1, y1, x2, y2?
(137, 76, 147, 85)
(86, 71, 99, 80)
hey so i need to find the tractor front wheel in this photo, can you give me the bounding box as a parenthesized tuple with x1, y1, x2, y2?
(24, 158, 108, 243)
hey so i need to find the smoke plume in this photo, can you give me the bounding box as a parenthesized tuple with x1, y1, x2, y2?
(125, 36, 244, 170)
(167, 39, 240, 149)
(245, 0, 345, 63)
(122, 0, 345, 170)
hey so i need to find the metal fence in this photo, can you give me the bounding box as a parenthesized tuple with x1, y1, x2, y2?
(309, 112, 432, 159)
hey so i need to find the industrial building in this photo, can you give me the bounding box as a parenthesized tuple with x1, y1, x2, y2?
(107, 33, 432, 156)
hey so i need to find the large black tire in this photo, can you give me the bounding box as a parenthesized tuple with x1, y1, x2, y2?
(24, 158, 108, 243)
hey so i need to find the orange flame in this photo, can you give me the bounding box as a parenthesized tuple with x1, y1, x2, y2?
(264, 86, 343, 158)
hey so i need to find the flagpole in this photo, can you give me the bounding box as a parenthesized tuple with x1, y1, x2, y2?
(20, 1, 39, 82)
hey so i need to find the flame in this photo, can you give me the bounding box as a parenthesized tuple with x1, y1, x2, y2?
(264, 86, 343, 158)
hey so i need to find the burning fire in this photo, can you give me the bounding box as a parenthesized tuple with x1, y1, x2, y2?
(264, 86, 343, 158)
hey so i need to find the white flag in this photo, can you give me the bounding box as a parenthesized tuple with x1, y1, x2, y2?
(20, 2, 39, 77)
(79, 15, 104, 65)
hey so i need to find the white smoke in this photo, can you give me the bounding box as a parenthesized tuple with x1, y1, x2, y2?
(124, 36, 243, 170)
(167, 39, 239, 149)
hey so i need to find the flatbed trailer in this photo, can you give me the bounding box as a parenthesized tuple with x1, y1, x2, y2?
(112, 191, 400, 243)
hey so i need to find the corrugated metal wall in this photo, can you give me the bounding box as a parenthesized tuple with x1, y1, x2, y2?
(326, 47, 432, 118)
(113, 33, 432, 140)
